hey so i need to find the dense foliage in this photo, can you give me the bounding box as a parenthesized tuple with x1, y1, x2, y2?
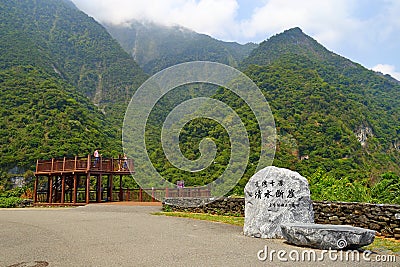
(245, 54, 400, 180)
(0, 1, 398, 205)
(0, 66, 121, 170)
(0, 0, 147, 173)
(0, 0, 147, 122)
(309, 171, 400, 204)
(143, 28, 400, 201)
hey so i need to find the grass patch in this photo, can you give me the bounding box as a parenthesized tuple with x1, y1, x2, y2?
(153, 211, 244, 226)
(364, 236, 400, 255)
(154, 211, 400, 255)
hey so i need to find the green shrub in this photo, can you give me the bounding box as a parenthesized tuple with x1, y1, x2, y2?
(308, 169, 400, 204)
(0, 197, 22, 208)
(5, 187, 25, 198)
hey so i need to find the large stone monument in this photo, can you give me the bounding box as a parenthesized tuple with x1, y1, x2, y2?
(243, 166, 314, 238)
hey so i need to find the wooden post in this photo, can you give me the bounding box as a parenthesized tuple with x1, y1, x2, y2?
(86, 173, 90, 204)
(165, 187, 169, 198)
(61, 175, 65, 204)
(87, 154, 91, 172)
(96, 175, 100, 202)
(139, 188, 143, 202)
(34, 176, 38, 203)
(62, 157, 66, 172)
(48, 176, 53, 204)
(119, 175, 123, 201)
(151, 188, 155, 202)
(109, 174, 113, 202)
(73, 174, 77, 204)
(74, 156, 77, 172)
(96, 174, 103, 202)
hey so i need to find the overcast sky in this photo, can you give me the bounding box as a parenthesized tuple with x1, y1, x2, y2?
(71, 0, 400, 80)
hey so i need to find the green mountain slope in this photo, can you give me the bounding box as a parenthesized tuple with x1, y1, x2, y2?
(245, 55, 399, 176)
(242, 28, 399, 155)
(241, 28, 399, 180)
(105, 20, 257, 74)
(0, 0, 147, 121)
(1, 0, 398, 203)
(0, 66, 119, 171)
(0, 0, 148, 174)
(143, 27, 399, 198)
(241, 27, 342, 67)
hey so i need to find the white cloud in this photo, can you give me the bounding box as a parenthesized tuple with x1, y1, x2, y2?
(70, 0, 392, 48)
(166, 0, 239, 37)
(71, 0, 400, 74)
(372, 64, 400, 81)
(72, 0, 361, 45)
(238, 0, 362, 46)
(72, 0, 239, 38)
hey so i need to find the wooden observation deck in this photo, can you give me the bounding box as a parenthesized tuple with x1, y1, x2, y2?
(34, 155, 135, 205)
(35, 155, 134, 176)
(34, 155, 211, 206)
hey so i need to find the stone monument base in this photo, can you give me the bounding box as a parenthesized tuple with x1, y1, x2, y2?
(280, 223, 375, 250)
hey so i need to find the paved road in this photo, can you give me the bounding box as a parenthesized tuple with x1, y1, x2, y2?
(0, 204, 398, 267)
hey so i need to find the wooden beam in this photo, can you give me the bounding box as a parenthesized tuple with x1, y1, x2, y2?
(109, 174, 113, 202)
(74, 156, 77, 172)
(62, 157, 66, 172)
(119, 175, 123, 201)
(87, 154, 91, 172)
(48, 176, 53, 204)
(61, 175, 65, 204)
(97, 174, 102, 203)
(34, 176, 38, 203)
(86, 173, 90, 204)
(73, 174, 77, 204)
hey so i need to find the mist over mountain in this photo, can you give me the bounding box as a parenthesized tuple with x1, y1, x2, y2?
(104, 20, 257, 74)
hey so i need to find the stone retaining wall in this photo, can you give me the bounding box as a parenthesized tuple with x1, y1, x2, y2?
(163, 197, 400, 239)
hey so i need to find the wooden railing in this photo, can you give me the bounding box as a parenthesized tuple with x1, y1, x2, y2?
(35, 187, 211, 203)
(35, 156, 134, 174)
(118, 187, 211, 201)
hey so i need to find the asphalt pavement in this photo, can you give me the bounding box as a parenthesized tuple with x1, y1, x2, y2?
(0, 204, 398, 267)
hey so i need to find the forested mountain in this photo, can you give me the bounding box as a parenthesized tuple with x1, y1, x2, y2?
(105, 20, 257, 74)
(142, 28, 399, 198)
(241, 28, 399, 178)
(0, 0, 147, 121)
(0, 0, 147, 174)
(236, 28, 399, 201)
(0, 66, 120, 170)
(1, 0, 399, 203)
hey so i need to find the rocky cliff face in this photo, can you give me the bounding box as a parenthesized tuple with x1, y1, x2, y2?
(393, 140, 400, 151)
(355, 125, 373, 147)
